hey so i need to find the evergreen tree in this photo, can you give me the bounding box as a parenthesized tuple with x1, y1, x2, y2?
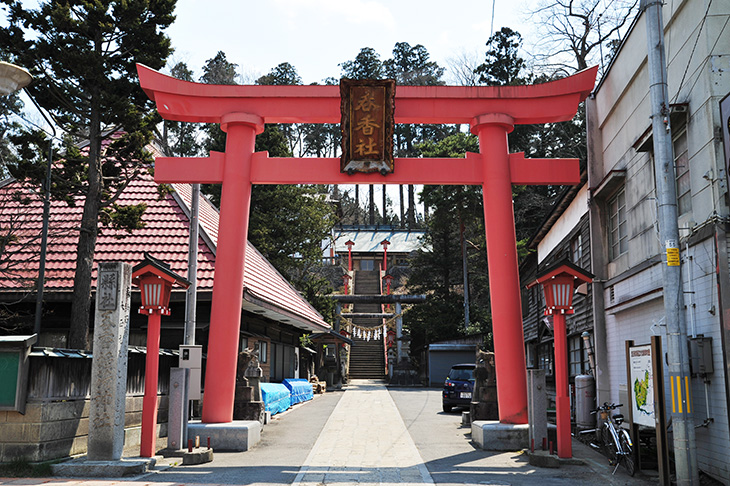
(1, 0, 175, 348)
(200, 52, 238, 155)
(406, 133, 491, 351)
(166, 62, 200, 157)
(384, 42, 449, 228)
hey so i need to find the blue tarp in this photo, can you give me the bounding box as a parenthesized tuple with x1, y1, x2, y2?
(283, 378, 314, 405)
(260, 382, 291, 415)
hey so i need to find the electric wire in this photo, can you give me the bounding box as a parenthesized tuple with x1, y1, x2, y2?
(671, 0, 714, 104)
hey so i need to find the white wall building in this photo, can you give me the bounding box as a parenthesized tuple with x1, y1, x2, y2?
(586, 0, 730, 481)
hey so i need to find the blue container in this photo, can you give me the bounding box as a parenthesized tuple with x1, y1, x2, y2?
(283, 378, 314, 405)
(260, 382, 292, 415)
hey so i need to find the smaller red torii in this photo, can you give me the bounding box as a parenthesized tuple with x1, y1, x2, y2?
(138, 64, 598, 426)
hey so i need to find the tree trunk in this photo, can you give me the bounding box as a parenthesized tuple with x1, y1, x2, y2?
(355, 185, 360, 224)
(382, 184, 387, 224)
(407, 185, 416, 227)
(369, 184, 375, 225)
(399, 185, 405, 227)
(68, 91, 102, 350)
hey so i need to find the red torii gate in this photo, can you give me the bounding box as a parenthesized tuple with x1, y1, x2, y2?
(138, 64, 598, 425)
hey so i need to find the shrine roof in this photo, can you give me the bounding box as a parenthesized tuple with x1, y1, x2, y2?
(0, 169, 330, 332)
(333, 227, 426, 254)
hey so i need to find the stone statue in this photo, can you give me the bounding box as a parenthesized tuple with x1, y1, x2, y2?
(471, 349, 499, 420)
(236, 348, 255, 386)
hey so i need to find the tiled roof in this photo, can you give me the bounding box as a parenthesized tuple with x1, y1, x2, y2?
(0, 168, 330, 332)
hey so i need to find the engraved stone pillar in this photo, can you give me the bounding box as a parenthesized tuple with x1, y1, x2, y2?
(167, 368, 189, 451)
(527, 369, 548, 449)
(88, 262, 132, 461)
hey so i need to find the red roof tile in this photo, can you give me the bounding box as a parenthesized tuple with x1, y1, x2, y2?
(0, 168, 330, 331)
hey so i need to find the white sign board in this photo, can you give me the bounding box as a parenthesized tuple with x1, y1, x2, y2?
(629, 344, 655, 427)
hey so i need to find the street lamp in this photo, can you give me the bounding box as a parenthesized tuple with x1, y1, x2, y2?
(0, 61, 32, 96)
(527, 260, 593, 459)
(132, 254, 190, 458)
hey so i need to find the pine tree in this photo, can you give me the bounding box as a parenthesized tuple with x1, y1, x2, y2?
(1, 0, 175, 349)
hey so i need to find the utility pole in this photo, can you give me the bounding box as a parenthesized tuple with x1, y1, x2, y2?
(640, 1, 699, 484)
(184, 183, 200, 345)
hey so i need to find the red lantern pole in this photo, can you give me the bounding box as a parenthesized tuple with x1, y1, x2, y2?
(553, 308, 571, 459)
(342, 274, 351, 296)
(345, 240, 354, 272)
(381, 239, 390, 274)
(528, 263, 593, 459)
(140, 310, 162, 457)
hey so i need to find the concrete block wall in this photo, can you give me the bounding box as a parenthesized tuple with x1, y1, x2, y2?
(0, 395, 168, 463)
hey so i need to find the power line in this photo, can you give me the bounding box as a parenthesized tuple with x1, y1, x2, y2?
(672, 0, 713, 104)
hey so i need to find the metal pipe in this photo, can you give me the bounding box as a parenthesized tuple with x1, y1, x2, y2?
(184, 183, 200, 346)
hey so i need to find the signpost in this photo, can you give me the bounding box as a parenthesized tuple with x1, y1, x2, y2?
(626, 337, 670, 485)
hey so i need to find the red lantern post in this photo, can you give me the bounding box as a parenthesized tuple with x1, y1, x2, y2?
(342, 273, 352, 296)
(345, 239, 354, 272)
(132, 254, 190, 458)
(528, 260, 593, 459)
(380, 239, 390, 274)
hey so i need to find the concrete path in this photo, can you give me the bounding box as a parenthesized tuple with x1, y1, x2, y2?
(294, 379, 432, 485)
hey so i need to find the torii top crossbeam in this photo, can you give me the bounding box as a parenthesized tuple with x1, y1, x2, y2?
(138, 64, 598, 426)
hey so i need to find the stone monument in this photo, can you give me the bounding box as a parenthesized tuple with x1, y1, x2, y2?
(52, 262, 156, 477)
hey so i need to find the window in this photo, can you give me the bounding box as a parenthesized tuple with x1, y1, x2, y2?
(360, 259, 374, 271)
(608, 189, 628, 259)
(571, 234, 583, 264)
(674, 130, 691, 215)
(259, 341, 268, 363)
(569, 335, 587, 376)
(537, 342, 554, 375)
(239, 337, 248, 352)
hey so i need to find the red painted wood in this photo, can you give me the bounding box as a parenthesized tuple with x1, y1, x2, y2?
(140, 311, 161, 458)
(202, 120, 258, 423)
(475, 115, 529, 424)
(553, 313, 573, 458)
(138, 64, 598, 125)
(155, 152, 580, 187)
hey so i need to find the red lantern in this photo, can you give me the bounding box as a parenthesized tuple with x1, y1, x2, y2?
(132, 253, 190, 458)
(527, 260, 593, 459)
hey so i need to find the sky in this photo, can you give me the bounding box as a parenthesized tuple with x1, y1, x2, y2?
(162, 0, 535, 220)
(165, 0, 534, 85)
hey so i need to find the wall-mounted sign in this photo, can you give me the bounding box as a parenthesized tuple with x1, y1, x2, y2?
(340, 78, 395, 175)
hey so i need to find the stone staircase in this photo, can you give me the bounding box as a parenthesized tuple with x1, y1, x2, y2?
(348, 270, 385, 380)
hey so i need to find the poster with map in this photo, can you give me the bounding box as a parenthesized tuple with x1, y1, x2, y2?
(629, 344, 655, 427)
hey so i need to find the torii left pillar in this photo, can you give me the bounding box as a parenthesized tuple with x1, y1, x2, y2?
(473, 114, 527, 423)
(203, 114, 263, 423)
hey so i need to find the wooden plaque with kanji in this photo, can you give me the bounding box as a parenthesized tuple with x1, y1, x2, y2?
(340, 78, 395, 174)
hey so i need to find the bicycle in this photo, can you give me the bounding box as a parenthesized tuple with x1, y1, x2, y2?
(590, 402, 636, 476)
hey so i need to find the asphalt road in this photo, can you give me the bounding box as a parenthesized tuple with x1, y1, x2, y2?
(146, 389, 345, 485)
(389, 387, 655, 486)
(139, 385, 654, 486)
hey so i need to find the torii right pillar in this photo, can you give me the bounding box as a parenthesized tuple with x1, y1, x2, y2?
(473, 113, 528, 423)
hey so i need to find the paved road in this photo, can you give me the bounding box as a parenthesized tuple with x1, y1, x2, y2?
(389, 387, 653, 486)
(1, 381, 656, 486)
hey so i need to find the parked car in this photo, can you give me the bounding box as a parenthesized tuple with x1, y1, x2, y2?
(442, 363, 475, 413)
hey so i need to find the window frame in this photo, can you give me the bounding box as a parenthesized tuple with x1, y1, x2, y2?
(608, 188, 628, 260)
